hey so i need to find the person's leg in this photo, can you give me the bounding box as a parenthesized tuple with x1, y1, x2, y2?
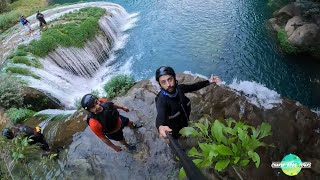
(119, 115, 143, 129)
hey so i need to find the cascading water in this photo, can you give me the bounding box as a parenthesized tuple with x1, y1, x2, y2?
(15, 2, 138, 108)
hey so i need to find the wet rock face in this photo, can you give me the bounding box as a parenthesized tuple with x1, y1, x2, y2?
(53, 74, 319, 179)
(22, 87, 62, 111)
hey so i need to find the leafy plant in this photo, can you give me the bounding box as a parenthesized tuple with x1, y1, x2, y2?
(179, 117, 273, 179)
(6, 108, 35, 124)
(0, 74, 24, 109)
(5, 66, 40, 79)
(104, 74, 135, 99)
(0, 135, 60, 179)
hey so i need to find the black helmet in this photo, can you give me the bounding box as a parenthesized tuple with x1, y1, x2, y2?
(81, 94, 98, 110)
(2, 128, 13, 139)
(155, 66, 176, 82)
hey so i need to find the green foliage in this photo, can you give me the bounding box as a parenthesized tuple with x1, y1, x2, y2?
(5, 66, 40, 79)
(11, 56, 31, 66)
(179, 117, 273, 179)
(104, 74, 135, 99)
(6, 108, 35, 124)
(28, 7, 105, 57)
(9, 55, 41, 68)
(0, 10, 20, 31)
(15, 49, 28, 56)
(0, 135, 60, 179)
(0, 74, 24, 109)
(277, 28, 299, 54)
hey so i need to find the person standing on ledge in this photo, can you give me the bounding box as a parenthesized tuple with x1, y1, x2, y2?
(81, 94, 143, 152)
(155, 66, 221, 139)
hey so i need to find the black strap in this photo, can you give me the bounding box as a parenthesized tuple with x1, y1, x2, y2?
(167, 134, 207, 180)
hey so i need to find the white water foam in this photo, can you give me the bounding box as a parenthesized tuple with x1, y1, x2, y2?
(229, 79, 282, 109)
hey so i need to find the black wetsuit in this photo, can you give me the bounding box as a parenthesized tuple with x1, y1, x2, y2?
(12, 124, 49, 150)
(156, 80, 211, 138)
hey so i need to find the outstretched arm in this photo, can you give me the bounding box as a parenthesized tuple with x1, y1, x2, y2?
(179, 75, 221, 93)
(99, 136, 122, 152)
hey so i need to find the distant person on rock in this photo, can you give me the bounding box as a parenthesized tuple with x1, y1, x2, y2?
(81, 94, 144, 152)
(36, 11, 47, 30)
(19, 15, 32, 36)
(155, 66, 221, 139)
(2, 124, 49, 150)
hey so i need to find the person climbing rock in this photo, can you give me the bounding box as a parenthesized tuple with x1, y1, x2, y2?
(2, 124, 49, 151)
(81, 94, 143, 152)
(36, 11, 47, 30)
(155, 66, 221, 139)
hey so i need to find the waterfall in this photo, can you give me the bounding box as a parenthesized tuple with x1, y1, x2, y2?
(15, 2, 138, 108)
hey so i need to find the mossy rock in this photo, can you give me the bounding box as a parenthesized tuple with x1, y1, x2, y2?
(22, 87, 62, 111)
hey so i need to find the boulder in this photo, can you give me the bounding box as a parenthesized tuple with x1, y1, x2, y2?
(269, 18, 281, 32)
(285, 16, 304, 37)
(288, 23, 320, 47)
(22, 87, 63, 111)
(275, 3, 301, 26)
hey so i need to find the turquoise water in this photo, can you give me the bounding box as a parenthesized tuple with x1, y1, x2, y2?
(50, 0, 320, 108)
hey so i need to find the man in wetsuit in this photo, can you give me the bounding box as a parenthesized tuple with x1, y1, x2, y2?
(81, 94, 143, 152)
(155, 66, 221, 139)
(2, 124, 49, 150)
(36, 11, 47, 30)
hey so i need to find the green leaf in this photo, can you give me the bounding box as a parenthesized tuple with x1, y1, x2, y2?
(248, 151, 260, 168)
(212, 120, 227, 144)
(225, 118, 236, 127)
(179, 167, 186, 180)
(258, 123, 272, 139)
(180, 127, 200, 137)
(216, 145, 233, 156)
(215, 159, 230, 171)
(239, 159, 250, 166)
(234, 157, 240, 164)
(188, 147, 202, 157)
(199, 158, 212, 168)
(224, 127, 236, 135)
(228, 137, 237, 144)
(18, 153, 25, 159)
(199, 143, 211, 156)
(251, 127, 260, 139)
(194, 122, 208, 136)
(231, 143, 238, 154)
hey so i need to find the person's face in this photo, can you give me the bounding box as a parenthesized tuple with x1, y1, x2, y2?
(159, 74, 176, 93)
(89, 99, 103, 113)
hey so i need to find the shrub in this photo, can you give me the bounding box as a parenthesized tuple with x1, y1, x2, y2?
(12, 56, 31, 66)
(5, 66, 40, 79)
(179, 117, 273, 179)
(15, 49, 28, 56)
(6, 108, 35, 124)
(0, 74, 24, 109)
(104, 75, 135, 99)
(0, 10, 20, 31)
(277, 28, 299, 54)
(0, 135, 59, 179)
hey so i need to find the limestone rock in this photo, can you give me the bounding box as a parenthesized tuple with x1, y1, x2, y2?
(288, 23, 320, 46)
(285, 16, 304, 37)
